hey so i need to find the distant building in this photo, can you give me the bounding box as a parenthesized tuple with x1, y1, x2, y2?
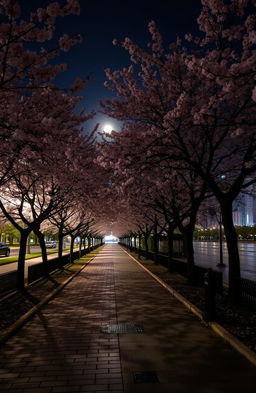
(233, 185, 255, 226)
(232, 208, 243, 226)
(200, 186, 256, 228)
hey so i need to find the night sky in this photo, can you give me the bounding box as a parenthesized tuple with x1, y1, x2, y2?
(31, 0, 202, 132)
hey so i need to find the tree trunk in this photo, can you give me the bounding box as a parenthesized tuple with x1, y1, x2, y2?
(70, 235, 75, 263)
(58, 226, 64, 264)
(35, 228, 49, 278)
(87, 236, 91, 252)
(167, 225, 174, 272)
(138, 233, 142, 259)
(79, 236, 82, 257)
(182, 226, 195, 283)
(221, 201, 241, 303)
(17, 230, 29, 290)
(128, 237, 131, 251)
(154, 217, 159, 265)
(144, 233, 149, 259)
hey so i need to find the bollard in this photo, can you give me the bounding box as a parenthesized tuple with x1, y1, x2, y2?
(204, 268, 216, 321)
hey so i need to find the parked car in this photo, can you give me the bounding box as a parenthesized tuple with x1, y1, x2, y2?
(0, 242, 10, 256)
(45, 241, 57, 249)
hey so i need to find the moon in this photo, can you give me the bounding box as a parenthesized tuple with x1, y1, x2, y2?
(103, 124, 112, 134)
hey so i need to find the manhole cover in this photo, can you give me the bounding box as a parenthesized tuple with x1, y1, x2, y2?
(101, 323, 144, 334)
(133, 371, 159, 384)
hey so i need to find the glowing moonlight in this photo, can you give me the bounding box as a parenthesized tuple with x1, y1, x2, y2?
(103, 124, 112, 134)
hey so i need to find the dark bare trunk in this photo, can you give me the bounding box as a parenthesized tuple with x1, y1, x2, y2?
(35, 228, 49, 278)
(17, 230, 29, 290)
(167, 226, 174, 272)
(182, 226, 195, 283)
(144, 233, 149, 259)
(128, 237, 132, 251)
(138, 233, 142, 259)
(79, 236, 82, 257)
(70, 235, 75, 263)
(58, 227, 64, 267)
(221, 201, 241, 303)
(154, 217, 159, 265)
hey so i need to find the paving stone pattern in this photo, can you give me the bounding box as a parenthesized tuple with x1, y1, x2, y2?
(0, 252, 123, 393)
(110, 245, 256, 393)
(1, 244, 256, 393)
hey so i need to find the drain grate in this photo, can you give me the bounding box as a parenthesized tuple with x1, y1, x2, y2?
(101, 323, 144, 334)
(133, 371, 159, 384)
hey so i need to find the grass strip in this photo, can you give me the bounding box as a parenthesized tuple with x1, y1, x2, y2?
(0, 247, 75, 265)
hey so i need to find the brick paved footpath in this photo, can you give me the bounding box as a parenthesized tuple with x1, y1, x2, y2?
(0, 244, 256, 393)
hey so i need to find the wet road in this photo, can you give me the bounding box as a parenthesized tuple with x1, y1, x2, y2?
(193, 241, 256, 283)
(2, 242, 256, 284)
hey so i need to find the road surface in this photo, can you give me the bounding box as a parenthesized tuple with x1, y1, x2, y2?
(3, 245, 62, 257)
(1, 241, 256, 283)
(0, 249, 71, 279)
(193, 241, 256, 283)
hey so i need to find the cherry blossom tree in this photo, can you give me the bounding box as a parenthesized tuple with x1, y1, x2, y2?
(98, 125, 172, 265)
(99, 123, 211, 280)
(0, 0, 86, 186)
(0, 0, 103, 289)
(0, 87, 95, 289)
(168, 0, 256, 300)
(0, 174, 68, 288)
(102, 0, 256, 302)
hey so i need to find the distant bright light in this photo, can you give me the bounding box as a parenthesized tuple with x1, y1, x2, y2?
(103, 124, 112, 134)
(104, 234, 118, 243)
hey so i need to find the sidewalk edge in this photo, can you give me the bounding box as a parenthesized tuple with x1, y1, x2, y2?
(122, 248, 256, 367)
(0, 257, 94, 345)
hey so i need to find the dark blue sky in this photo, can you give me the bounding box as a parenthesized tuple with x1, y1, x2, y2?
(31, 0, 202, 132)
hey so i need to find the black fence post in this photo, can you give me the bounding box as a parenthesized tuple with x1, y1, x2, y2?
(204, 268, 216, 321)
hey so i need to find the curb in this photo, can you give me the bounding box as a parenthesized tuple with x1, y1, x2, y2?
(209, 322, 256, 367)
(0, 256, 94, 345)
(122, 248, 256, 367)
